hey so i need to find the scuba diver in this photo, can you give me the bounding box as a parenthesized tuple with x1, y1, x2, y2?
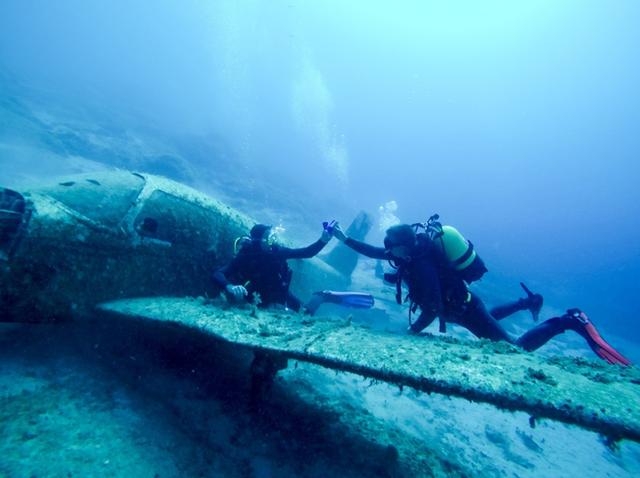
(213, 222, 330, 312)
(213, 221, 375, 406)
(331, 216, 630, 366)
(212, 222, 374, 314)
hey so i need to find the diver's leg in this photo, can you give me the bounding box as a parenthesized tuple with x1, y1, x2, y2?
(453, 294, 515, 343)
(490, 299, 529, 320)
(515, 316, 572, 351)
(516, 309, 630, 365)
(408, 310, 437, 334)
(491, 282, 543, 321)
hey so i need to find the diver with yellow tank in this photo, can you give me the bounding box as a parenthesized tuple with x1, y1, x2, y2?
(331, 215, 630, 366)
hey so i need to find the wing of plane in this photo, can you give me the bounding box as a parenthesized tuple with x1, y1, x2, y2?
(96, 296, 640, 443)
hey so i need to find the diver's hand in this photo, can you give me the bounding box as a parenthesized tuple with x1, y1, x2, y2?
(226, 284, 248, 299)
(321, 220, 336, 243)
(332, 223, 347, 242)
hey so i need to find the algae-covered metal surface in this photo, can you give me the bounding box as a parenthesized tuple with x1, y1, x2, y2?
(96, 297, 640, 443)
(0, 171, 347, 322)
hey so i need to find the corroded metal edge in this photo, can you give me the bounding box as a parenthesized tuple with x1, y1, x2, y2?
(96, 297, 640, 442)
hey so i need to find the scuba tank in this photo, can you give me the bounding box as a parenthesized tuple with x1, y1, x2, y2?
(413, 214, 487, 283)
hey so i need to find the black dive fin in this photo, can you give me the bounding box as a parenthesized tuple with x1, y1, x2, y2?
(520, 282, 543, 322)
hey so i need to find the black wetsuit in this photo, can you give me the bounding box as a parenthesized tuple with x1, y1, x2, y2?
(344, 237, 579, 351)
(344, 236, 449, 323)
(213, 239, 327, 312)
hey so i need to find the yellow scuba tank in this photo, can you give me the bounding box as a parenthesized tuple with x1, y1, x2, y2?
(438, 225, 476, 271)
(422, 214, 487, 282)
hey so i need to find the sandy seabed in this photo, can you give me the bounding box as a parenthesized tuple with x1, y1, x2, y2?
(1, 315, 639, 478)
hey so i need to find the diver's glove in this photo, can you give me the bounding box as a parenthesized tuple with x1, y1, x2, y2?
(226, 284, 248, 300)
(331, 223, 347, 242)
(321, 220, 336, 243)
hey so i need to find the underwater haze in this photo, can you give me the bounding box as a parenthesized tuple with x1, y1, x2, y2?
(1, 1, 640, 476)
(2, 0, 638, 339)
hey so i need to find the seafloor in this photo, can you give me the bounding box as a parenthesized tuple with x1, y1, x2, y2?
(2, 303, 640, 477)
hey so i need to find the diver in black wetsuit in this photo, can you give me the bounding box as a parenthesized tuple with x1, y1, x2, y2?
(213, 222, 333, 406)
(332, 222, 630, 366)
(213, 223, 332, 312)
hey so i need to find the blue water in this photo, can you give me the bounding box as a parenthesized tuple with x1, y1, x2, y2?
(2, 1, 638, 339)
(1, 1, 640, 476)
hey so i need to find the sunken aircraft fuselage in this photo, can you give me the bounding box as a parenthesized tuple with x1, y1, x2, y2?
(0, 170, 347, 322)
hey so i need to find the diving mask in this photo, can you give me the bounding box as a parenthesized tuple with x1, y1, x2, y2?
(264, 229, 278, 247)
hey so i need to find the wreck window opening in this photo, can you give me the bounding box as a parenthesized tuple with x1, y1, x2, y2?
(42, 172, 145, 228)
(133, 191, 218, 247)
(137, 217, 159, 237)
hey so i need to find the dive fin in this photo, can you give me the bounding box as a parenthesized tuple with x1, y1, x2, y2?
(567, 309, 631, 366)
(520, 282, 543, 322)
(304, 291, 375, 316)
